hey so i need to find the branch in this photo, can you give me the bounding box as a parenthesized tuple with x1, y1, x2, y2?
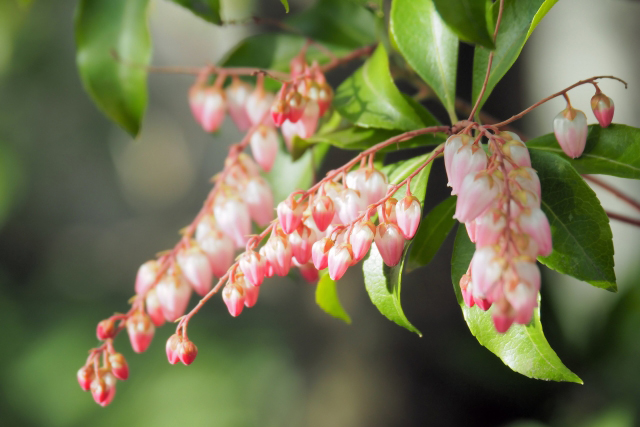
(606, 211, 640, 228)
(583, 175, 640, 213)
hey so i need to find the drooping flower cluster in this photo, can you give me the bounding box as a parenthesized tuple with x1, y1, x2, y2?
(446, 131, 551, 333)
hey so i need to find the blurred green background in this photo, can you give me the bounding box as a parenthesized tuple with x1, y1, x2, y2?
(1, 0, 640, 426)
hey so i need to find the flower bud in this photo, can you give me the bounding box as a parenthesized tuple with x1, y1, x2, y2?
(222, 283, 245, 317)
(474, 297, 492, 311)
(459, 274, 475, 308)
(374, 223, 405, 267)
(277, 196, 305, 234)
(395, 195, 422, 239)
(510, 167, 541, 198)
(77, 365, 95, 391)
(469, 246, 504, 299)
(226, 77, 253, 131)
(197, 229, 234, 278)
(316, 82, 333, 117)
(246, 88, 275, 125)
(346, 168, 388, 206)
(177, 246, 213, 297)
(311, 195, 335, 232)
(250, 125, 279, 172)
(156, 274, 192, 322)
(145, 288, 165, 327)
(288, 91, 307, 122)
(242, 176, 274, 227)
(239, 250, 266, 287)
(454, 172, 501, 223)
(179, 339, 198, 365)
(126, 312, 155, 353)
(296, 261, 320, 283)
(504, 261, 540, 325)
(199, 87, 227, 133)
(518, 208, 552, 257)
(289, 224, 317, 264)
(214, 197, 251, 248)
(166, 333, 183, 365)
(91, 370, 116, 407)
(328, 243, 354, 280)
(270, 97, 288, 127)
(475, 210, 505, 248)
(188, 83, 207, 126)
(348, 220, 375, 261)
(449, 143, 488, 195)
(135, 259, 160, 296)
(553, 107, 588, 158)
(377, 198, 398, 224)
(492, 309, 515, 334)
(312, 237, 334, 270)
(263, 233, 293, 276)
(237, 273, 259, 308)
(96, 318, 117, 341)
(444, 134, 469, 178)
(108, 352, 129, 380)
(591, 93, 615, 128)
(336, 188, 367, 224)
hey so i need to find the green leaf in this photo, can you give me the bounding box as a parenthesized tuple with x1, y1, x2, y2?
(286, 0, 376, 49)
(390, 0, 459, 121)
(334, 45, 439, 131)
(433, 0, 494, 49)
(531, 150, 616, 291)
(75, 0, 151, 136)
(406, 196, 457, 272)
(471, 0, 557, 115)
(451, 227, 582, 383)
(304, 126, 446, 151)
(386, 152, 433, 203)
(315, 273, 351, 323)
(280, 0, 289, 13)
(167, 0, 221, 24)
(363, 245, 421, 336)
(527, 124, 640, 179)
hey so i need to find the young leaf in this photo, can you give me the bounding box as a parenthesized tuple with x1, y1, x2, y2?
(531, 150, 616, 291)
(315, 273, 351, 324)
(471, 0, 558, 115)
(527, 124, 640, 179)
(75, 0, 151, 136)
(432, 0, 494, 49)
(390, 0, 459, 122)
(167, 0, 221, 24)
(451, 227, 582, 383)
(280, 0, 289, 13)
(334, 45, 439, 131)
(304, 127, 446, 151)
(363, 245, 421, 336)
(406, 196, 457, 272)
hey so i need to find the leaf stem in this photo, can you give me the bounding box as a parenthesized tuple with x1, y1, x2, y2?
(605, 211, 640, 228)
(583, 175, 640, 213)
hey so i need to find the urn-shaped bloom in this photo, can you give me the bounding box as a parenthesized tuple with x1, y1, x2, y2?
(448, 144, 488, 195)
(226, 77, 253, 131)
(454, 172, 501, 223)
(199, 87, 227, 133)
(135, 259, 160, 296)
(328, 243, 354, 280)
(348, 220, 375, 261)
(222, 283, 245, 317)
(374, 223, 405, 267)
(177, 246, 213, 296)
(591, 93, 615, 128)
(239, 250, 266, 287)
(518, 208, 553, 257)
(312, 237, 334, 270)
(166, 333, 183, 365)
(214, 197, 251, 248)
(311, 195, 335, 231)
(250, 125, 279, 172)
(108, 352, 129, 380)
(126, 312, 156, 353)
(77, 365, 95, 391)
(553, 107, 588, 158)
(242, 176, 274, 227)
(277, 196, 305, 234)
(395, 195, 422, 239)
(156, 274, 192, 322)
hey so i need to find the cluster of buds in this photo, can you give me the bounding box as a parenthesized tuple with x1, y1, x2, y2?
(553, 88, 615, 159)
(77, 340, 129, 406)
(446, 131, 551, 333)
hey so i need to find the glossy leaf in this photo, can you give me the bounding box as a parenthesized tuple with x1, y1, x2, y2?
(471, 0, 557, 115)
(406, 196, 457, 272)
(280, 0, 289, 13)
(363, 245, 421, 336)
(527, 124, 640, 179)
(315, 273, 351, 324)
(386, 152, 433, 203)
(531, 150, 616, 291)
(304, 126, 446, 151)
(390, 0, 459, 121)
(286, 0, 376, 49)
(334, 45, 439, 131)
(451, 227, 582, 383)
(75, 0, 151, 136)
(433, 0, 494, 49)
(167, 0, 221, 24)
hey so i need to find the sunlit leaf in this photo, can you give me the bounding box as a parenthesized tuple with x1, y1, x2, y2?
(167, 0, 221, 24)
(280, 0, 289, 13)
(315, 273, 351, 323)
(433, 0, 494, 49)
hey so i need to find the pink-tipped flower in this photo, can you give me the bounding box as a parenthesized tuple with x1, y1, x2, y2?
(492, 308, 515, 334)
(189, 83, 207, 125)
(177, 246, 213, 297)
(316, 82, 333, 117)
(469, 246, 504, 299)
(237, 273, 259, 308)
(246, 87, 275, 126)
(271, 97, 288, 127)
(553, 107, 588, 158)
(155, 274, 192, 322)
(311, 195, 335, 232)
(518, 208, 552, 257)
(454, 172, 501, 223)
(377, 198, 398, 224)
(346, 168, 388, 206)
(510, 167, 541, 198)
(312, 237, 334, 270)
(474, 297, 493, 311)
(197, 228, 235, 278)
(145, 288, 165, 327)
(297, 261, 320, 283)
(214, 197, 251, 248)
(449, 143, 488, 195)
(502, 141, 531, 170)
(591, 92, 615, 128)
(77, 365, 95, 391)
(242, 176, 274, 227)
(475, 210, 505, 248)
(199, 87, 227, 133)
(91, 370, 116, 407)
(263, 232, 293, 276)
(374, 223, 405, 267)
(336, 188, 367, 224)
(226, 77, 253, 132)
(459, 274, 475, 308)
(328, 242, 354, 280)
(96, 318, 117, 341)
(396, 195, 422, 239)
(277, 196, 305, 234)
(505, 261, 540, 325)
(250, 125, 279, 172)
(179, 339, 198, 365)
(349, 220, 375, 261)
(126, 312, 155, 353)
(166, 333, 183, 365)
(239, 250, 266, 287)
(289, 224, 317, 264)
(444, 134, 469, 178)
(222, 283, 245, 317)
(135, 259, 160, 296)
(108, 352, 129, 381)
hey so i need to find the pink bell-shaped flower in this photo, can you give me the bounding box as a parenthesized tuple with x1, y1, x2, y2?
(222, 283, 245, 317)
(505, 261, 540, 325)
(155, 274, 192, 322)
(226, 77, 253, 132)
(263, 232, 293, 276)
(188, 83, 207, 125)
(250, 125, 279, 172)
(96, 318, 116, 341)
(145, 287, 165, 327)
(179, 339, 198, 365)
(177, 246, 213, 296)
(199, 87, 227, 133)
(454, 172, 501, 223)
(348, 220, 376, 261)
(296, 261, 320, 283)
(108, 352, 129, 381)
(135, 259, 160, 296)
(492, 308, 515, 334)
(444, 134, 469, 178)
(311, 195, 335, 231)
(91, 370, 117, 407)
(246, 87, 275, 126)
(289, 224, 317, 264)
(469, 246, 504, 299)
(328, 242, 354, 280)
(277, 196, 305, 234)
(449, 143, 488, 195)
(214, 196, 251, 248)
(374, 223, 405, 267)
(459, 274, 475, 308)
(346, 168, 388, 206)
(239, 250, 266, 287)
(591, 92, 615, 128)
(474, 210, 505, 248)
(126, 312, 156, 353)
(518, 207, 552, 257)
(312, 237, 334, 270)
(377, 197, 398, 224)
(553, 106, 588, 158)
(242, 176, 274, 227)
(197, 228, 234, 278)
(237, 273, 260, 308)
(165, 333, 183, 365)
(77, 365, 95, 391)
(336, 188, 367, 224)
(395, 195, 422, 239)
(510, 167, 541, 198)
